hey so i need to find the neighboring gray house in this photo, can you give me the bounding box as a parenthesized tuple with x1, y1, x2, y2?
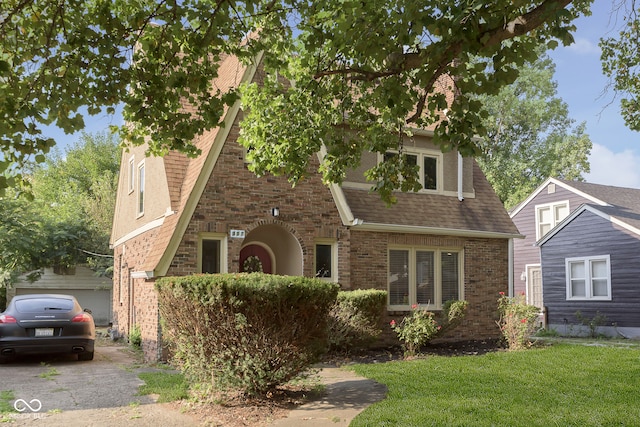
(9, 266, 112, 326)
(510, 178, 640, 337)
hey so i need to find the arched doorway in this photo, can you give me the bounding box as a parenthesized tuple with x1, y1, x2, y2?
(241, 223, 303, 276)
(239, 244, 274, 274)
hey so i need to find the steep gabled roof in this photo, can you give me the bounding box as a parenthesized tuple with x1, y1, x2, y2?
(133, 53, 519, 277)
(342, 161, 520, 238)
(138, 53, 258, 276)
(509, 177, 609, 218)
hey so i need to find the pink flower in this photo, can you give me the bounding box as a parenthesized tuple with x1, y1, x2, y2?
(390, 320, 396, 327)
(499, 292, 505, 296)
(437, 326, 442, 330)
(411, 304, 418, 310)
(521, 318, 527, 323)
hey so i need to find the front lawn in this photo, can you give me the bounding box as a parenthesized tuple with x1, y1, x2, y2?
(350, 343, 640, 426)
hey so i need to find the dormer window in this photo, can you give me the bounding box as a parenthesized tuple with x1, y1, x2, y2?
(382, 149, 441, 192)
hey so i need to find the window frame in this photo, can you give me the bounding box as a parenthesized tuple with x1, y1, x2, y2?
(387, 246, 464, 311)
(198, 233, 228, 274)
(379, 148, 443, 193)
(535, 200, 570, 240)
(565, 255, 611, 301)
(128, 156, 135, 194)
(136, 161, 145, 217)
(314, 239, 337, 282)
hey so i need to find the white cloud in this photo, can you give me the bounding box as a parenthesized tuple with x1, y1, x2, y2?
(584, 143, 640, 189)
(566, 37, 601, 56)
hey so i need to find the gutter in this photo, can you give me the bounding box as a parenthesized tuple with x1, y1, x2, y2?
(351, 221, 523, 240)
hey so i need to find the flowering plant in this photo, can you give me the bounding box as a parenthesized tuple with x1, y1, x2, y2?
(496, 292, 540, 350)
(390, 305, 439, 357)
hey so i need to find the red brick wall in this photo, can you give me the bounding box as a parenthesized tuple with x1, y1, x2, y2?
(112, 228, 163, 362)
(349, 230, 509, 343)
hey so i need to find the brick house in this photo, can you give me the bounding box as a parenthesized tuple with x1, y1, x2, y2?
(110, 54, 521, 361)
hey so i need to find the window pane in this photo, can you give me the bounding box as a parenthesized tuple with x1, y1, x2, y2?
(539, 207, 551, 223)
(202, 240, 220, 274)
(138, 164, 145, 214)
(592, 279, 608, 297)
(570, 262, 585, 279)
(416, 251, 434, 305)
(555, 204, 569, 223)
(571, 280, 586, 297)
(591, 260, 607, 278)
(405, 154, 418, 167)
(441, 252, 459, 302)
(315, 244, 332, 278)
(423, 156, 437, 190)
(389, 250, 409, 305)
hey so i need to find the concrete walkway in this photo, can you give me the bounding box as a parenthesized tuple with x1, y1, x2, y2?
(270, 364, 387, 427)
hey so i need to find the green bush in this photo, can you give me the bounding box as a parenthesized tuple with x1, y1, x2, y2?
(155, 273, 339, 396)
(129, 324, 142, 348)
(327, 289, 387, 352)
(390, 300, 468, 357)
(497, 292, 540, 350)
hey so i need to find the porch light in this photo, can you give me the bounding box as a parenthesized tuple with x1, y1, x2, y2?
(271, 207, 280, 217)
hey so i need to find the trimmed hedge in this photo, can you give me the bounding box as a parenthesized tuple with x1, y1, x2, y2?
(327, 289, 387, 352)
(155, 273, 339, 396)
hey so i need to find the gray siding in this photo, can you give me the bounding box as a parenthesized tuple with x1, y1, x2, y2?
(540, 210, 640, 328)
(511, 184, 595, 294)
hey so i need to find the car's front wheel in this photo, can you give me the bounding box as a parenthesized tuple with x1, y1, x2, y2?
(78, 351, 94, 361)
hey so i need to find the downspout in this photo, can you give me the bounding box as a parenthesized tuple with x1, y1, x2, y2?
(457, 152, 464, 201)
(508, 238, 514, 297)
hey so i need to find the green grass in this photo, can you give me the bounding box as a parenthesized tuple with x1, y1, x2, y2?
(0, 390, 15, 413)
(350, 343, 640, 426)
(137, 372, 189, 403)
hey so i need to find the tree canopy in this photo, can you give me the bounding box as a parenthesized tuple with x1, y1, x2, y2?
(476, 52, 592, 209)
(2, 0, 593, 201)
(0, 132, 119, 294)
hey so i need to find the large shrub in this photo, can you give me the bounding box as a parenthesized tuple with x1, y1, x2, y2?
(156, 273, 339, 396)
(327, 289, 387, 352)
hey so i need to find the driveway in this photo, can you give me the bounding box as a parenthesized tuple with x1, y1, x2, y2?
(0, 341, 198, 426)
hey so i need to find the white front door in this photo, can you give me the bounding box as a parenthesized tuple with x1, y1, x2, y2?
(526, 265, 543, 310)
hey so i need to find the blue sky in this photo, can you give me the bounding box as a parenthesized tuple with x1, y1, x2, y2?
(44, 0, 640, 188)
(549, 0, 640, 188)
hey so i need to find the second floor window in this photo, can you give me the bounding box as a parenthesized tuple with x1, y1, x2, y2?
(383, 150, 440, 191)
(535, 201, 569, 240)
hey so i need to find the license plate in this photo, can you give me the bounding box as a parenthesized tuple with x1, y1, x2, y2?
(35, 328, 54, 337)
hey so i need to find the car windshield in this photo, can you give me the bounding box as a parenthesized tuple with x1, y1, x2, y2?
(15, 298, 74, 313)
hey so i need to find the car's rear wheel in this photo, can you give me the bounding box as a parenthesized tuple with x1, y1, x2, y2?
(78, 351, 94, 361)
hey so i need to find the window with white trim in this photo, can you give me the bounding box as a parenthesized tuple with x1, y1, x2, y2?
(199, 234, 227, 274)
(382, 149, 441, 191)
(535, 201, 569, 240)
(137, 161, 145, 216)
(566, 255, 611, 300)
(388, 247, 463, 310)
(128, 157, 135, 194)
(315, 240, 337, 281)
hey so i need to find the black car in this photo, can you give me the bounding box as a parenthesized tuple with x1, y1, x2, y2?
(0, 294, 95, 362)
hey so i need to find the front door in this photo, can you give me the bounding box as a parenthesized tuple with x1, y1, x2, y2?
(526, 265, 543, 309)
(239, 244, 273, 274)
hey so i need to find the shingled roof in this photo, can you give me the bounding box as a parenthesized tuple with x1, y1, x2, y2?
(342, 161, 520, 237)
(554, 178, 640, 235)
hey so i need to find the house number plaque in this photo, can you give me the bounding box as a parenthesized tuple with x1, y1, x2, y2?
(230, 229, 245, 238)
